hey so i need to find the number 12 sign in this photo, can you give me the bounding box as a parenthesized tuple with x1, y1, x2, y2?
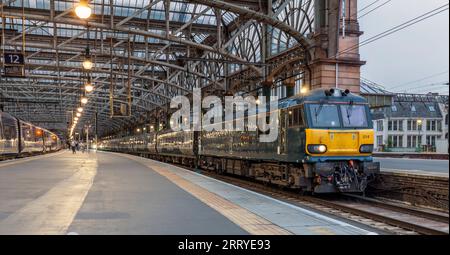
(3, 53, 25, 77)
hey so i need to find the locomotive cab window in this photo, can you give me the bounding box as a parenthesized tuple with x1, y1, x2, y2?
(340, 105, 369, 128)
(309, 104, 341, 128)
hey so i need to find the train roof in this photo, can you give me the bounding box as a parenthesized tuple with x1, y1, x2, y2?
(279, 88, 368, 109)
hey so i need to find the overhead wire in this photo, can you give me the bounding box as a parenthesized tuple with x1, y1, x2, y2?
(390, 71, 449, 91)
(358, 0, 393, 19)
(333, 3, 449, 59)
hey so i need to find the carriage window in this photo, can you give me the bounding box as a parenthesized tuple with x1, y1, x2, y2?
(340, 105, 369, 128)
(1, 117, 17, 140)
(3, 125, 16, 140)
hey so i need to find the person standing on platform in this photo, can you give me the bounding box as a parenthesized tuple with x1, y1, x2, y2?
(71, 140, 76, 154)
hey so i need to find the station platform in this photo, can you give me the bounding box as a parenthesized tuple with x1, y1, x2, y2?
(375, 157, 449, 177)
(0, 151, 375, 235)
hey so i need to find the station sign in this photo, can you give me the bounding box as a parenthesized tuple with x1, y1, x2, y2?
(2, 53, 25, 77)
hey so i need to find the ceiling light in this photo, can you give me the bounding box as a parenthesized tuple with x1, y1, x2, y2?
(85, 82, 94, 92)
(75, 0, 92, 19)
(82, 58, 93, 70)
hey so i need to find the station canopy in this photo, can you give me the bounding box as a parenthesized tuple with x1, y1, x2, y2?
(0, 0, 316, 138)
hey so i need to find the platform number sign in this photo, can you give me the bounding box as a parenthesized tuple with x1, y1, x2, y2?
(5, 53, 24, 65)
(2, 53, 25, 77)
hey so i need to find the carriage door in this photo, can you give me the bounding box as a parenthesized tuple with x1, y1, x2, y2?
(278, 109, 288, 155)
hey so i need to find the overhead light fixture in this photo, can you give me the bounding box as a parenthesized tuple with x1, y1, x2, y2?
(74, 117, 79, 121)
(77, 107, 84, 113)
(300, 87, 309, 94)
(76, 112, 82, 117)
(82, 48, 94, 70)
(82, 58, 93, 70)
(85, 82, 94, 93)
(81, 97, 88, 104)
(75, 0, 92, 19)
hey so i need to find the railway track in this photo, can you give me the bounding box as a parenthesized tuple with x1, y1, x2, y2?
(191, 167, 449, 235)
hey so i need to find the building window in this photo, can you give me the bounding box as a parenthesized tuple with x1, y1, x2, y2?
(388, 120, 403, 131)
(388, 135, 403, 148)
(376, 120, 383, 131)
(426, 135, 437, 147)
(427, 120, 438, 131)
(428, 105, 436, 112)
(391, 105, 398, 112)
(407, 135, 419, 148)
(377, 135, 383, 146)
(411, 105, 416, 112)
(407, 120, 418, 131)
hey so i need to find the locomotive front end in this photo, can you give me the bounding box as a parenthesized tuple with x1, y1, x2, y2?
(303, 89, 380, 193)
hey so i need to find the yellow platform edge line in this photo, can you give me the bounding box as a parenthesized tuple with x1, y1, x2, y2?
(120, 154, 293, 235)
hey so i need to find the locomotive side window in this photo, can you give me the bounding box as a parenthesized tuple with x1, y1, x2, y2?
(288, 107, 304, 127)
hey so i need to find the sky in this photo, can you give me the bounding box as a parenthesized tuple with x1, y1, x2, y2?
(358, 0, 449, 95)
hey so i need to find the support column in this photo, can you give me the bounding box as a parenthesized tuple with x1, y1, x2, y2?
(307, 0, 364, 94)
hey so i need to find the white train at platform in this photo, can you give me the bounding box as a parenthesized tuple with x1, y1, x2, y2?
(0, 111, 62, 159)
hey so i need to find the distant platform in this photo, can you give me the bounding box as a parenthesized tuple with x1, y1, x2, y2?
(0, 150, 375, 235)
(374, 152, 449, 160)
(375, 157, 449, 176)
(381, 168, 449, 178)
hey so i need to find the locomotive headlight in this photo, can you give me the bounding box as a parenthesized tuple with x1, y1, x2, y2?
(307, 144, 327, 154)
(360, 144, 374, 153)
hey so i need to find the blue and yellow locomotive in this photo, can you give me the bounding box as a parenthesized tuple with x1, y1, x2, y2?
(100, 88, 380, 194)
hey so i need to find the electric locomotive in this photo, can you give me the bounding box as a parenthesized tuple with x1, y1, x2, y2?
(100, 88, 380, 194)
